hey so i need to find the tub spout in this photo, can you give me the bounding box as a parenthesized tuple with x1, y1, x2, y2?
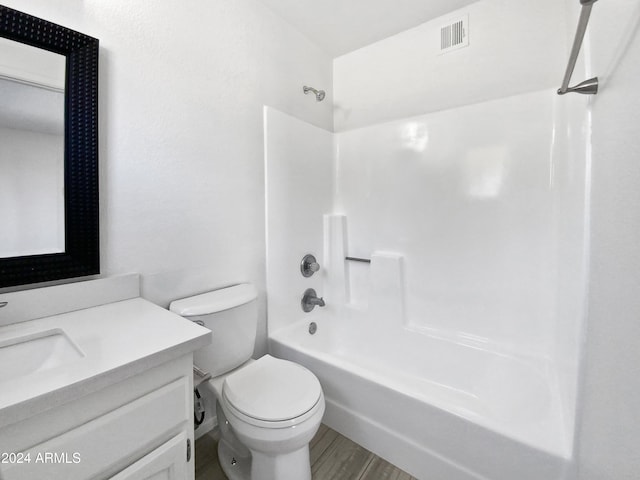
(311, 297, 325, 307)
(302, 288, 325, 312)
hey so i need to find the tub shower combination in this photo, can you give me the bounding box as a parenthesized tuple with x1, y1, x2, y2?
(271, 308, 567, 480)
(269, 216, 577, 480)
(265, 2, 598, 478)
(265, 79, 588, 478)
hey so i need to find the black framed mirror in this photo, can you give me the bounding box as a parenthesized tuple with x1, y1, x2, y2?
(0, 6, 99, 288)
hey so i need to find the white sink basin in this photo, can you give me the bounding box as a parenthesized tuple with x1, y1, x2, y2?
(0, 329, 84, 383)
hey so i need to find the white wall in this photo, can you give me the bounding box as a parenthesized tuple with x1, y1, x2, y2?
(0, 0, 333, 355)
(333, 0, 568, 131)
(573, 1, 640, 478)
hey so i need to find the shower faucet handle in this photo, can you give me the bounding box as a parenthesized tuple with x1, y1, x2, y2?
(300, 254, 320, 277)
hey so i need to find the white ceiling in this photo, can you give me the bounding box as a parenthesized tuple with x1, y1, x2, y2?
(257, 0, 479, 57)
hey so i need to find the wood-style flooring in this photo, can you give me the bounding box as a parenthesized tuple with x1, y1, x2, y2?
(195, 423, 417, 480)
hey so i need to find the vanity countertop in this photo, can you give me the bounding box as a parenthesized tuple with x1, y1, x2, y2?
(0, 297, 211, 429)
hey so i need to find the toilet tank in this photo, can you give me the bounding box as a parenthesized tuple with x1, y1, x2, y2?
(169, 284, 258, 377)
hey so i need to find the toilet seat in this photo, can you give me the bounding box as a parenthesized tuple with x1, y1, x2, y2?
(222, 355, 322, 429)
(222, 391, 323, 429)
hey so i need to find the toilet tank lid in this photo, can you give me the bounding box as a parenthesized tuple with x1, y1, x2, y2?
(169, 284, 257, 317)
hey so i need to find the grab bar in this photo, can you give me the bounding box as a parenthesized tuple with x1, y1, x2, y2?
(558, 0, 599, 95)
(345, 256, 371, 264)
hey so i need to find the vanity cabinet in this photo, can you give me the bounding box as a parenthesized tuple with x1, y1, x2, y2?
(0, 277, 210, 480)
(0, 354, 195, 480)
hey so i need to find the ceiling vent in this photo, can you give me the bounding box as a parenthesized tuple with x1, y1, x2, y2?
(439, 15, 469, 54)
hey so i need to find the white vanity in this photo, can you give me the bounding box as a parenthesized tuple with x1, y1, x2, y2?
(0, 275, 211, 480)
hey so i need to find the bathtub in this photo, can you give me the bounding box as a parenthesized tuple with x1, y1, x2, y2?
(269, 310, 572, 480)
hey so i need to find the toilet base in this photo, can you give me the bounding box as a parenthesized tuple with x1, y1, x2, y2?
(218, 437, 312, 480)
(218, 438, 251, 480)
(251, 446, 311, 480)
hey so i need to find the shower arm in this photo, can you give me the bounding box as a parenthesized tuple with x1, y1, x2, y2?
(303, 85, 326, 101)
(558, 0, 599, 95)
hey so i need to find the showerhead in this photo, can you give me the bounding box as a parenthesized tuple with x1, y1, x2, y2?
(303, 85, 325, 102)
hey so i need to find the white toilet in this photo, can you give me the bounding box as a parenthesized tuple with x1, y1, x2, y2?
(169, 284, 325, 480)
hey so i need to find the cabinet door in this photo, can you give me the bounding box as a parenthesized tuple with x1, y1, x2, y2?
(1, 378, 190, 480)
(110, 431, 188, 480)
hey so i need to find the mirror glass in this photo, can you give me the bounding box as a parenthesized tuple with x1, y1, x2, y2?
(0, 37, 66, 258)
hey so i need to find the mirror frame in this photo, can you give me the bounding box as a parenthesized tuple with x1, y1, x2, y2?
(0, 6, 99, 288)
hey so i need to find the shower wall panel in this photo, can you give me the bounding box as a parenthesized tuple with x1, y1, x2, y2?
(334, 90, 588, 364)
(264, 106, 334, 334)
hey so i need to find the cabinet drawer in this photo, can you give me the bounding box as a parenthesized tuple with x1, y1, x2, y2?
(110, 431, 187, 480)
(1, 377, 189, 480)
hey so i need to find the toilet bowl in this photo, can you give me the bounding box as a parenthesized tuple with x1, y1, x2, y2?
(169, 284, 325, 480)
(214, 355, 325, 480)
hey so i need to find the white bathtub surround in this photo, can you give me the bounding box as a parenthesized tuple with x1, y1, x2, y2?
(264, 107, 334, 334)
(333, 90, 588, 369)
(265, 86, 588, 478)
(368, 253, 405, 326)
